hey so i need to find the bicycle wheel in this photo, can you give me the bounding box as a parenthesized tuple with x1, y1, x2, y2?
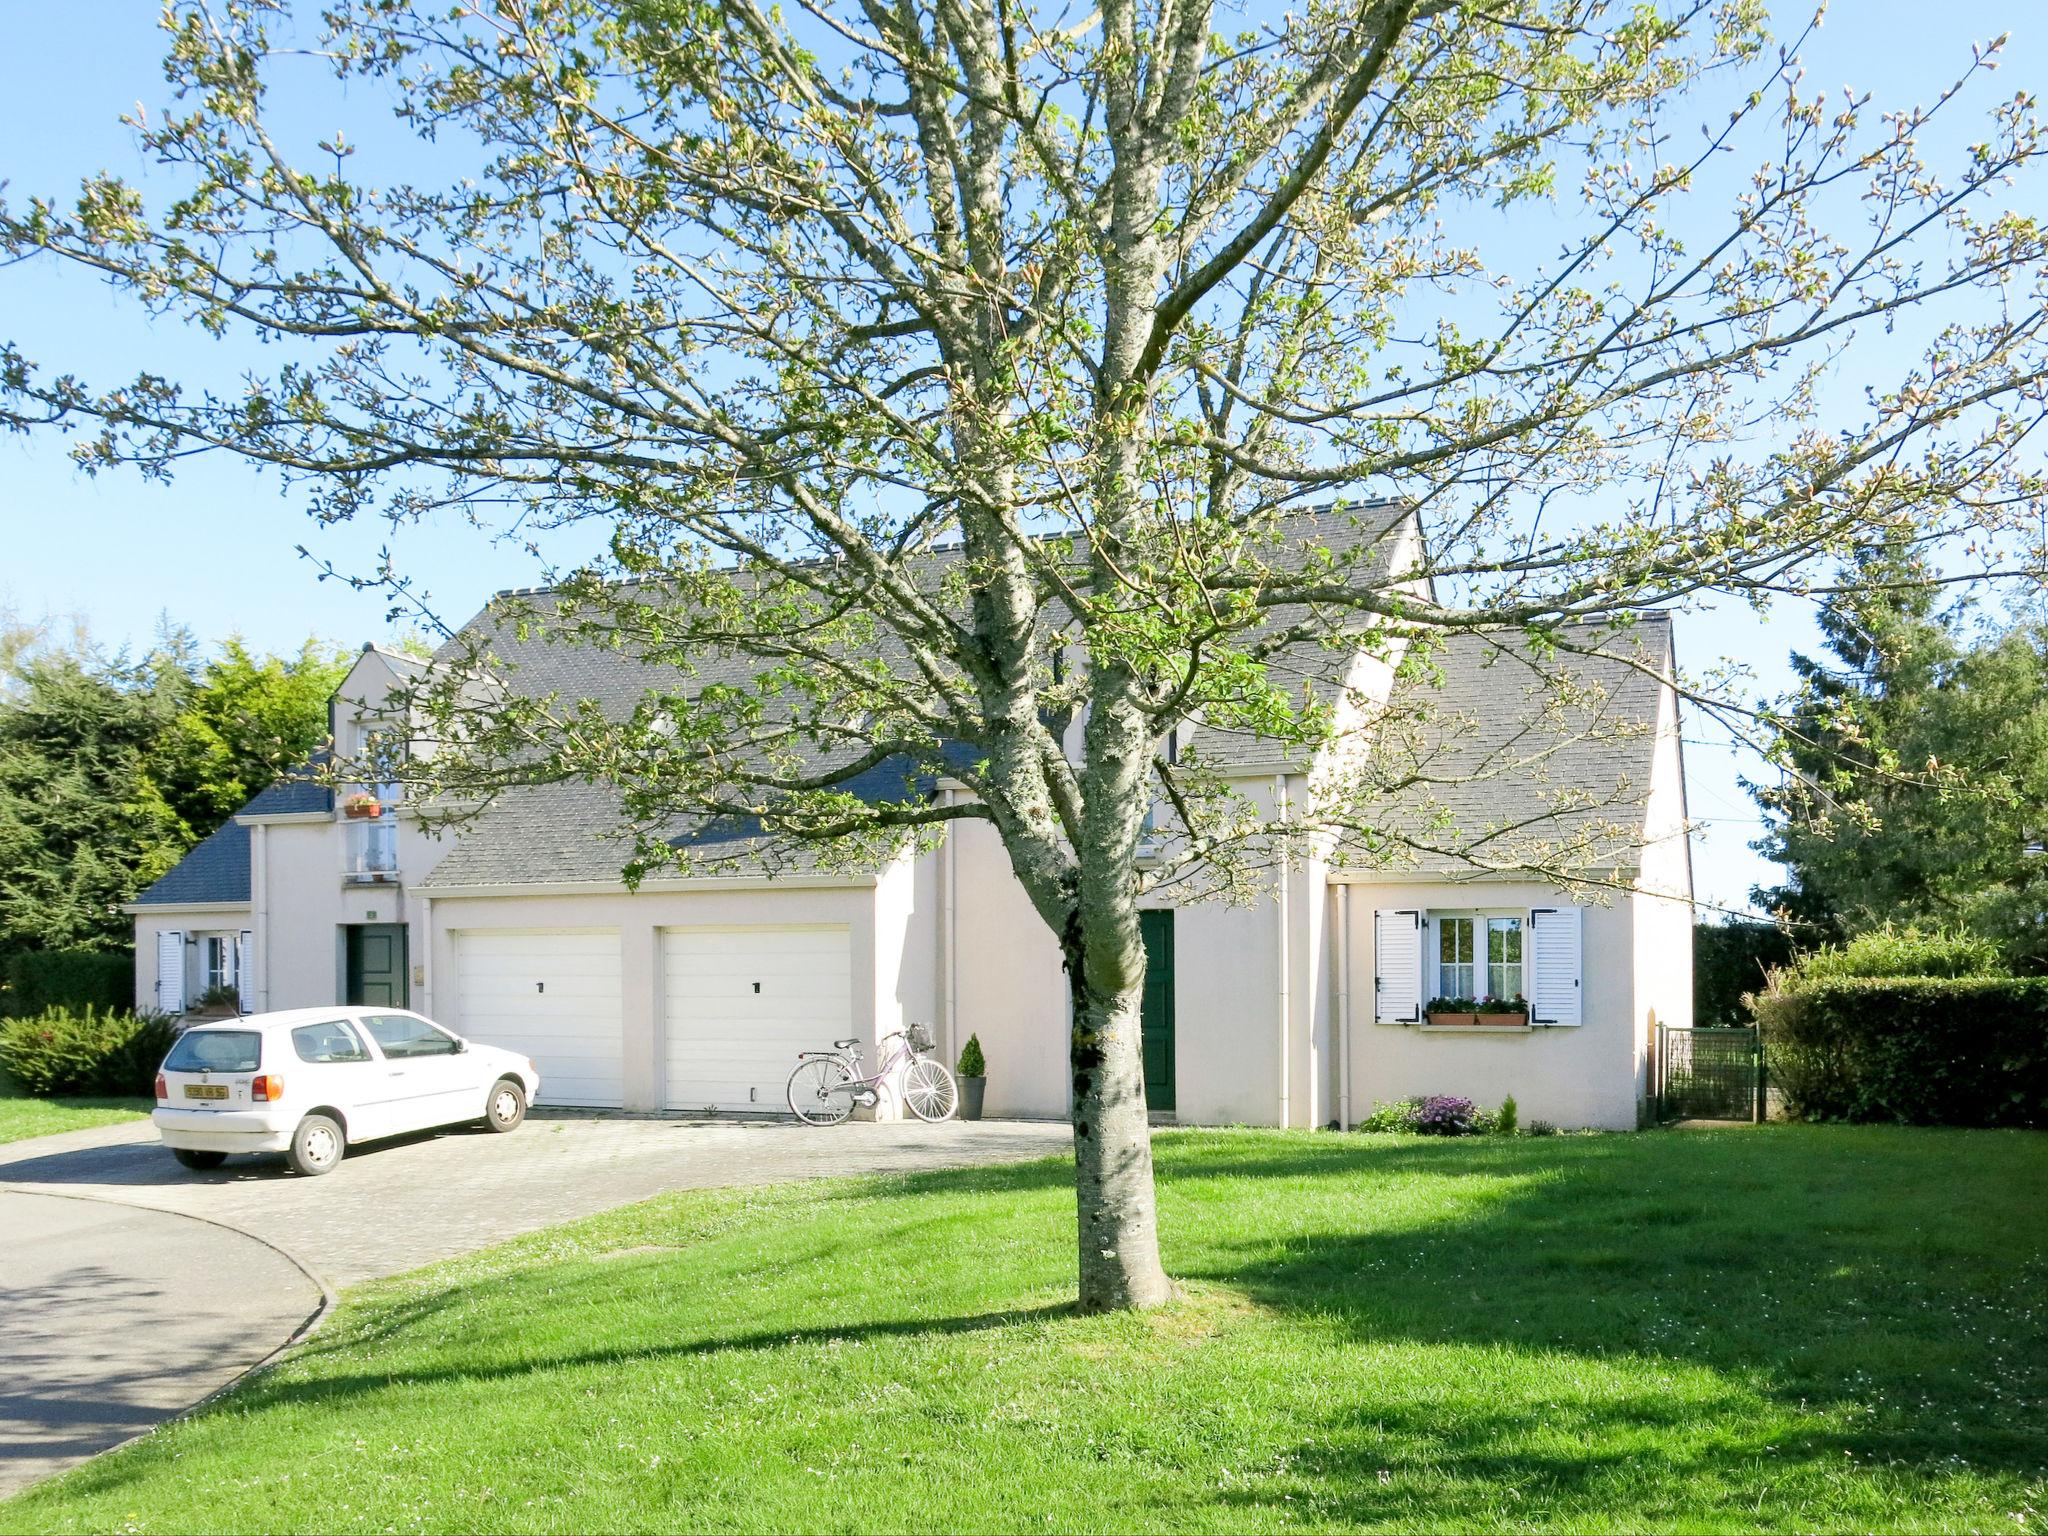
(787, 1057, 855, 1126)
(901, 1058, 958, 1122)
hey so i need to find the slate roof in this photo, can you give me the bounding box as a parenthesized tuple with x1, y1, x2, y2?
(130, 817, 251, 907)
(237, 747, 333, 816)
(390, 505, 1674, 891)
(132, 750, 333, 906)
(1348, 617, 1673, 875)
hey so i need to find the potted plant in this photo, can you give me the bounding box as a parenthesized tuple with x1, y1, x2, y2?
(1424, 996, 1480, 1026)
(955, 1033, 987, 1120)
(341, 791, 383, 820)
(186, 983, 242, 1020)
(1474, 995, 1531, 1027)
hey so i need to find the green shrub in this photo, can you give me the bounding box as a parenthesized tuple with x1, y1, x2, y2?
(4, 949, 134, 1017)
(1525, 1119, 1558, 1137)
(955, 1033, 986, 1079)
(1355, 1099, 1418, 1133)
(1495, 1094, 1519, 1135)
(1795, 925, 2006, 983)
(1754, 976, 2048, 1127)
(1694, 921, 1795, 1023)
(0, 1006, 176, 1097)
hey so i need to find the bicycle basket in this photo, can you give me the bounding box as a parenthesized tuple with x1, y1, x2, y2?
(905, 1021, 935, 1054)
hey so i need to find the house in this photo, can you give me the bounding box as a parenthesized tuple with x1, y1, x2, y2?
(128, 509, 1693, 1130)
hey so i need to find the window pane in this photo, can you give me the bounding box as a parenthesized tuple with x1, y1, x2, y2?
(164, 1030, 262, 1073)
(362, 1014, 458, 1057)
(292, 1020, 370, 1064)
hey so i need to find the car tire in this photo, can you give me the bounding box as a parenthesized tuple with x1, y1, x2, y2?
(484, 1077, 527, 1134)
(171, 1148, 227, 1171)
(288, 1113, 345, 1176)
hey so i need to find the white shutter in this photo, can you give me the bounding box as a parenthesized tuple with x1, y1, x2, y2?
(1529, 906, 1583, 1025)
(1373, 909, 1423, 1023)
(237, 931, 254, 1013)
(157, 930, 186, 1015)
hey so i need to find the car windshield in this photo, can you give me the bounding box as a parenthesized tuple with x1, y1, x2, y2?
(164, 1029, 262, 1073)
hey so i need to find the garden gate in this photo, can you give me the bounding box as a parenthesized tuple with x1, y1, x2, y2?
(1655, 1024, 1762, 1122)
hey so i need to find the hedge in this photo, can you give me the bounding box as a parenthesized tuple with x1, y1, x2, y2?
(4, 949, 134, 1017)
(1753, 976, 2048, 1127)
(0, 1006, 177, 1097)
(1694, 921, 1794, 1024)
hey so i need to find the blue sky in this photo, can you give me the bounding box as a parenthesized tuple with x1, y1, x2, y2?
(1, 3, 2040, 917)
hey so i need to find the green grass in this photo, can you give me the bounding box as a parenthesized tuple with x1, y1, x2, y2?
(0, 1069, 148, 1146)
(5, 1126, 2045, 1533)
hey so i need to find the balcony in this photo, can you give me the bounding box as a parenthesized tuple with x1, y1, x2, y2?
(344, 816, 399, 885)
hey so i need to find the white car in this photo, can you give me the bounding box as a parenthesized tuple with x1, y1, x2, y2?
(153, 1007, 542, 1176)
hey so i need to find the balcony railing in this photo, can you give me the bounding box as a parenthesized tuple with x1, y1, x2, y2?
(344, 817, 399, 884)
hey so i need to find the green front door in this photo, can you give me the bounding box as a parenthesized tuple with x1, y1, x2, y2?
(345, 924, 408, 1008)
(1139, 910, 1175, 1113)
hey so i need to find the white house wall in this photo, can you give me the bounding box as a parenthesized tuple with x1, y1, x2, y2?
(950, 818, 1070, 1118)
(1337, 879, 1641, 1130)
(250, 812, 450, 1012)
(1630, 680, 1697, 1114)
(949, 776, 1303, 1128)
(132, 907, 251, 1013)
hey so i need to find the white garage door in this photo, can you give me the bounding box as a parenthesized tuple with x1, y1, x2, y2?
(662, 926, 852, 1113)
(454, 929, 624, 1108)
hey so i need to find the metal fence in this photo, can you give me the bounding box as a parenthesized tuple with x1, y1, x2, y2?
(1656, 1024, 1762, 1123)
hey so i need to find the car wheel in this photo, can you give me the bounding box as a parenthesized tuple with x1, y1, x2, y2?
(288, 1113, 345, 1176)
(484, 1077, 527, 1134)
(172, 1148, 227, 1171)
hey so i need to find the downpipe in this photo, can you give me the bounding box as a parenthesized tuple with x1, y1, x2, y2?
(1275, 773, 1290, 1130)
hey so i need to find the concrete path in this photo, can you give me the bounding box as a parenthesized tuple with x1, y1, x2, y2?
(0, 1114, 1070, 1497)
(0, 1191, 323, 1498)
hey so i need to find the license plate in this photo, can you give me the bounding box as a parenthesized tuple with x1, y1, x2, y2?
(183, 1084, 229, 1101)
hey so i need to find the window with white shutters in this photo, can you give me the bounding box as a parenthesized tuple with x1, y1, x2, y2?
(1528, 906, 1584, 1025)
(1373, 909, 1422, 1023)
(156, 930, 186, 1014)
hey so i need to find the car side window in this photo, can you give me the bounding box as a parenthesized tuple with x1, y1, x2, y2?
(292, 1019, 370, 1065)
(361, 1013, 460, 1059)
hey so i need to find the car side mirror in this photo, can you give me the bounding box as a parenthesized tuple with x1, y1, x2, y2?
(453, 1039, 467, 1053)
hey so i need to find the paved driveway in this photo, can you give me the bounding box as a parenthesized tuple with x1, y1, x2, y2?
(0, 1113, 1070, 1496)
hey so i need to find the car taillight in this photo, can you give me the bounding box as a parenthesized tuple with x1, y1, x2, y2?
(154, 1072, 167, 1102)
(252, 1074, 284, 1102)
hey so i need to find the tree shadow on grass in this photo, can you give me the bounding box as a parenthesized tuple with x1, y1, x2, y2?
(37, 1128, 2048, 1523)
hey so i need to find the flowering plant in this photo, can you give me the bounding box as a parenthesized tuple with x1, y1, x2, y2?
(1411, 1095, 1481, 1135)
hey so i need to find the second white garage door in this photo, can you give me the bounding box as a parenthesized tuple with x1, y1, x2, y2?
(662, 926, 852, 1113)
(453, 929, 624, 1108)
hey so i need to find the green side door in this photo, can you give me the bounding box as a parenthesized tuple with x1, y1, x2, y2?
(345, 924, 409, 1008)
(1139, 910, 1175, 1113)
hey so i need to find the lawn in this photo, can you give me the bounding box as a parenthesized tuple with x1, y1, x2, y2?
(5, 1126, 2045, 1534)
(0, 1070, 148, 1146)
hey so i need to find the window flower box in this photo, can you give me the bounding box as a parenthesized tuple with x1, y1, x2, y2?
(1424, 996, 1530, 1028)
(341, 793, 384, 820)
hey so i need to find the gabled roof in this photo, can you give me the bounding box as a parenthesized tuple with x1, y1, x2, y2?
(237, 747, 334, 816)
(1352, 617, 1674, 875)
(419, 505, 1421, 888)
(133, 751, 333, 907)
(130, 817, 250, 907)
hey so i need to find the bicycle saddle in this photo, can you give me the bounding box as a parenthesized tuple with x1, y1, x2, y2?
(833, 1037, 861, 1049)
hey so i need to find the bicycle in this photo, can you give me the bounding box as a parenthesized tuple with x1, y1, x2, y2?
(786, 1022, 958, 1126)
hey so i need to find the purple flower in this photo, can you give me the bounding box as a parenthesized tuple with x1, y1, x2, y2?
(1407, 1095, 1480, 1135)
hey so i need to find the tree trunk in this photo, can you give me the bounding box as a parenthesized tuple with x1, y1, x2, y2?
(1065, 945, 1175, 1313)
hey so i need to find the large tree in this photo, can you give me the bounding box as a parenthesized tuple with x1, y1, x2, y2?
(1752, 544, 2048, 963)
(0, 624, 348, 958)
(4, 1, 2045, 1309)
